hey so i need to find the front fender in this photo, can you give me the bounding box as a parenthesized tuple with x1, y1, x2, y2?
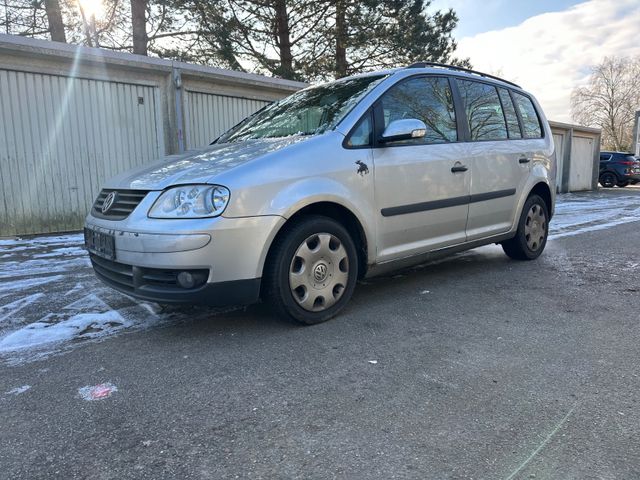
(269, 177, 377, 265)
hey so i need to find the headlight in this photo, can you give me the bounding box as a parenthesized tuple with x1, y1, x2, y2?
(148, 185, 230, 218)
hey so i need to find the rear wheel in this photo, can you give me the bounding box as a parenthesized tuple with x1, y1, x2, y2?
(263, 216, 358, 325)
(501, 194, 549, 261)
(599, 172, 617, 188)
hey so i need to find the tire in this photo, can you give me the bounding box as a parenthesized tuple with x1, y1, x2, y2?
(501, 194, 549, 261)
(263, 215, 359, 325)
(617, 180, 629, 188)
(599, 172, 617, 188)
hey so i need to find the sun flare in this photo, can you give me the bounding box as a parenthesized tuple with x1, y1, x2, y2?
(78, 0, 104, 18)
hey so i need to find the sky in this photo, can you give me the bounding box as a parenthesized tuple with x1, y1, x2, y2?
(430, 0, 640, 122)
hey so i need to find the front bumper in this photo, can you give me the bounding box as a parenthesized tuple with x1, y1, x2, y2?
(85, 213, 285, 306)
(89, 251, 261, 306)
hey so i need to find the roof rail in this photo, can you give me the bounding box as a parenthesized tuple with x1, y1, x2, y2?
(406, 62, 521, 89)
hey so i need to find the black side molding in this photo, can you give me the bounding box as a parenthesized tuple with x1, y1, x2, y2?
(381, 188, 516, 217)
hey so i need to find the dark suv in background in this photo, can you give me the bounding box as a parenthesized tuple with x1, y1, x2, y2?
(599, 151, 640, 188)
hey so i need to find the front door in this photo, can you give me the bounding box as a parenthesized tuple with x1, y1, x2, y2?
(371, 75, 470, 263)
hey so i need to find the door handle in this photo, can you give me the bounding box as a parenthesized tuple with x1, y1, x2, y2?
(451, 165, 468, 173)
(519, 157, 531, 164)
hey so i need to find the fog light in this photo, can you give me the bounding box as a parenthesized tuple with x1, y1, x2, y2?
(177, 271, 195, 289)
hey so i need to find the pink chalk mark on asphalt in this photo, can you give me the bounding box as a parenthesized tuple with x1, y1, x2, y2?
(78, 382, 118, 401)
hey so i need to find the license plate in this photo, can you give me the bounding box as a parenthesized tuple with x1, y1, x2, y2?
(84, 228, 116, 260)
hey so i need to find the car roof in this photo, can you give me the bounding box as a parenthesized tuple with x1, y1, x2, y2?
(332, 63, 524, 92)
(309, 63, 526, 94)
(402, 62, 522, 89)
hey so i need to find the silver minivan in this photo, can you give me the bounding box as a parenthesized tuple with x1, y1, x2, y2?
(84, 63, 555, 324)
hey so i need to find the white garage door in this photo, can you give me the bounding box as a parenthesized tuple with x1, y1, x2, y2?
(185, 91, 270, 149)
(0, 69, 163, 236)
(569, 135, 595, 192)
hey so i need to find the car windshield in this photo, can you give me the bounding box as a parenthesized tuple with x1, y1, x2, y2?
(217, 75, 387, 143)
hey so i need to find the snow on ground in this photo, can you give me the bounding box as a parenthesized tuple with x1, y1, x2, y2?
(550, 189, 640, 239)
(0, 189, 638, 364)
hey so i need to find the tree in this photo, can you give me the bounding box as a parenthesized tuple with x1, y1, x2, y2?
(327, 0, 468, 79)
(1, 1, 50, 37)
(44, 0, 67, 42)
(131, 0, 147, 54)
(1, 0, 468, 81)
(184, 0, 330, 79)
(186, 0, 468, 81)
(572, 56, 640, 152)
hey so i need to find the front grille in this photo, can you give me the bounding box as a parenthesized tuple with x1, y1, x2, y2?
(92, 189, 149, 220)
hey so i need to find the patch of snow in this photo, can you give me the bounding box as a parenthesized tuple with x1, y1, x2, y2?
(0, 310, 131, 353)
(0, 275, 65, 294)
(0, 256, 90, 279)
(32, 247, 86, 259)
(139, 302, 162, 316)
(63, 294, 112, 313)
(64, 282, 86, 297)
(0, 293, 45, 323)
(550, 194, 640, 239)
(5, 385, 31, 395)
(0, 233, 83, 247)
(368, 360, 378, 364)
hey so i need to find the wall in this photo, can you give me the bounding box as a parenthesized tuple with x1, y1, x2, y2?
(549, 121, 601, 193)
(0, 34, 305, 236)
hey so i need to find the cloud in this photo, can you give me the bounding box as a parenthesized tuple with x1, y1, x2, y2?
(456, 0, 640, 122)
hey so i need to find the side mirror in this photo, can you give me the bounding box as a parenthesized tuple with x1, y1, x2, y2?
(380, 119, 427, 143)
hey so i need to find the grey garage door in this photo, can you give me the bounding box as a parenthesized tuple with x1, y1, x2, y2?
(0, 69, 163, 236)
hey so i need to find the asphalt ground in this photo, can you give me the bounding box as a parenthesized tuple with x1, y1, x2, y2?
(0, 188, 639, 479)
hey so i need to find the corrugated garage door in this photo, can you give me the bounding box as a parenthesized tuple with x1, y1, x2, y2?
(185, 90, 270, 149)
(0, 69, 163, 236)
(569, 136, 595, 191)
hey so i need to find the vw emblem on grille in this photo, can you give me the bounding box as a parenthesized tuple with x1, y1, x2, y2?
(102, 191, 118, 214)
(313, 263, 328, 282)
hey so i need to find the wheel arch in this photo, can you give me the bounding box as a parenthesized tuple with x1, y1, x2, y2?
(528, 182, 553, 219)
(262, 201, 370, 282)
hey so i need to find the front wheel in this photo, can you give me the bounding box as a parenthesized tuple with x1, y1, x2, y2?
(263, 216, 359, 325)
(501, 195, 549, 261)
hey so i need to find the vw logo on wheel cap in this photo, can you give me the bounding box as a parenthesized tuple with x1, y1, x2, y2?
(102, 191, 118, 214)
(313, 263, 328, 282)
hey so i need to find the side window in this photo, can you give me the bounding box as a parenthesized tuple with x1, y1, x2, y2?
(456, 80, 508, 141)
(512, 92, 543, 138)
(600, 154, 612, 161)
(379, 76, 457, 145)
(498, 88, 522, 139)
(346, 112, 373, 147)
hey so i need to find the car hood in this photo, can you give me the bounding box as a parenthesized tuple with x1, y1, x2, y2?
(104, 136, 309, 190)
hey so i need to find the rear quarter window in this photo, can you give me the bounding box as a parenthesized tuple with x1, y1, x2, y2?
(512, 92, 543, 138)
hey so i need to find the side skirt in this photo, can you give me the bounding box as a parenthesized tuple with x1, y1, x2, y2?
(364, 232, 515, 279)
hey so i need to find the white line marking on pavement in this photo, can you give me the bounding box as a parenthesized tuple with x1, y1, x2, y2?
(504, 403, 578, 480)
